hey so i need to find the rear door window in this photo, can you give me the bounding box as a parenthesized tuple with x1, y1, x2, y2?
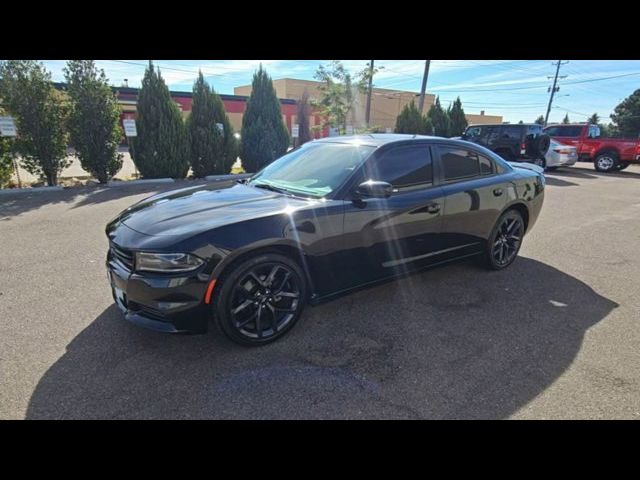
(501, 126, 522, 140)
(440, 147, 481, 181)
(365, 145, 432, 188)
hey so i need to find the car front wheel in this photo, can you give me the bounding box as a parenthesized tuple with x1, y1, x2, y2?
(484, 210, 524, 270)
(213, 253, 307, 346)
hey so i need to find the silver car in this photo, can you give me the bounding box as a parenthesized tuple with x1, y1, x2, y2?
(541, 139, 578, 170)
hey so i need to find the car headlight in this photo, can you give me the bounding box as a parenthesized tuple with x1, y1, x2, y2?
(135, 252, 205, 273)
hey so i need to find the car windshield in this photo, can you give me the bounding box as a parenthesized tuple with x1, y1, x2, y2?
(248, 142, 376, 198)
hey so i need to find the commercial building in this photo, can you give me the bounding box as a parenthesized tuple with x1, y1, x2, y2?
(235, 78, 503, 131)
(54, 80, 503, 140)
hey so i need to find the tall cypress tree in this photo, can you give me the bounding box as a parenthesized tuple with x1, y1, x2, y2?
(427, 96, 451, 137)
(131, 62, 189, 178)
(240, 65, 289, 173)
(297, 90, 312, 146)
(211, 87, 238, 175)
(448, 97, 468, 137)
(64, 60, 123, 183)
(395, 101, 431, 134)
(187, 71, 224, 177)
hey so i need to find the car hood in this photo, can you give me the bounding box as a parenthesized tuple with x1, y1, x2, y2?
(117, 182, 310, 237)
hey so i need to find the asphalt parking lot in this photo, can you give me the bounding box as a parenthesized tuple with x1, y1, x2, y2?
(1, 163, 639, 419)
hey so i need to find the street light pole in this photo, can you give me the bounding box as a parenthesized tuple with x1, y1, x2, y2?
(418, 60, 431, 114)
(544, 60, 568, 126)
(365, 60, 374, 127)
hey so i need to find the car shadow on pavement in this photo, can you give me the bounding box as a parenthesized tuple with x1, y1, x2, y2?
(0, 185, 160, 220)
(25, 256, 618, 419)
(551, 166, 640, 180)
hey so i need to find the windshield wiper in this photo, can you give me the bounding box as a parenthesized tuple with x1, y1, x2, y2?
(251, 182, 288, 194)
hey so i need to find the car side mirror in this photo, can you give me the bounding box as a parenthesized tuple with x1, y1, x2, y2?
(354, 180, 394, 199)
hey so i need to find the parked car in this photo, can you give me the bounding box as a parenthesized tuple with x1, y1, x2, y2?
(543, 138, 578, 170)
(460, 123, 551, 165)
(106, 134, 545, 346)
(543, 123, 640, 172)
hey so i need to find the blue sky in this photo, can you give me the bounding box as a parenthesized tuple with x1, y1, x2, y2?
(40, 60, 640, 124)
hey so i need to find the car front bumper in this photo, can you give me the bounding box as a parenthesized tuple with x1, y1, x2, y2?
(106, 254, 211, 334)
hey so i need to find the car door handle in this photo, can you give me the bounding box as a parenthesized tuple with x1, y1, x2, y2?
(426, 202, 441, 214)
(493, 188, 503, 197)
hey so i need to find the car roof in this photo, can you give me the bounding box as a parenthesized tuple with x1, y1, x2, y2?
(312, 133, 448, 147)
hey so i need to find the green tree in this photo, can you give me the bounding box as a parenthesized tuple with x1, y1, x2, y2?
(0, 60, 69, 186)
(427, 96, 450, 137)
(395, 101, 431, 134)
(562, 113, 570, 124)
(312, 60, 355, 131)
(588, 113, 600, 125)
(534, 115, 545, 125)
(131, 62, 190, 178)
(610, 89, 640, 138)
(214, 91, 239, 175)
(187, 72, 224, 177)
(0, 107, 14, 187)
(600, 123, 619, 138)
(63, 60, 123, 183)
(447, 97, 468, 136)
(296, 90, 313, 146)
(0, 137, 12, 187)
(240, 65, 289, 173)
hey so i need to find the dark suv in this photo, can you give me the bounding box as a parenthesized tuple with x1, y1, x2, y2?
(460, 123, 551, 167)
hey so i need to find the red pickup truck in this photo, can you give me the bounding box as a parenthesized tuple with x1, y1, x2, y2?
(543, 123, 640, 172)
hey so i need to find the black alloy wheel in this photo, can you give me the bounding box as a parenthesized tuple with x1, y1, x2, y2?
(485, 210, 524, 270)
(213, 253, 306, 346)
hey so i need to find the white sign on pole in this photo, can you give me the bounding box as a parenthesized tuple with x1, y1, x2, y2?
(0, 116, 18, 137)
(291, 123, 299, 138)
(123, 119, 137, 137)
(346, 125, 354, 135)
(216, 123, 224, 134)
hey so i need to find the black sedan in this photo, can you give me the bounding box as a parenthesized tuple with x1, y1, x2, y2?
(106, 134, 545, 345)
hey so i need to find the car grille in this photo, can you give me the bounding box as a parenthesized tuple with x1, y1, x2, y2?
(110, 243, 134, 271)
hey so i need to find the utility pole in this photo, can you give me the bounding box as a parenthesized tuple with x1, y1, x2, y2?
(365, 60, 374, 127)
(544, 60, 569, 126)
(418, 60, 431, 113)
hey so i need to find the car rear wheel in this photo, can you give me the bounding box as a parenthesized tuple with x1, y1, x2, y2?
(213, 253, 307, 346)
(483, 210, 524, 270)
(594, 152, 619, 172)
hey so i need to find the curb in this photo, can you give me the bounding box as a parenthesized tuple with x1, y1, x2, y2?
(204, 173, 253, 182)
(0, 186, 64, 196)
(107, 178, 175, 187)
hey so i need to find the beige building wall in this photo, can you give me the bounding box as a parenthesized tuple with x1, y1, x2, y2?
(235, 78, 503, 132)
(466, 112, 503, 125)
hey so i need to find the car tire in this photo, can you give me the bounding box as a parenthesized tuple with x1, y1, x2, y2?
(594, 151, 619, 172)
(532, 157, 547, 170)
(212, 252, 307, 346)
(532, 134, 551, 157)
(483, 209, 525, 271)
(546, 166, 558, 171)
